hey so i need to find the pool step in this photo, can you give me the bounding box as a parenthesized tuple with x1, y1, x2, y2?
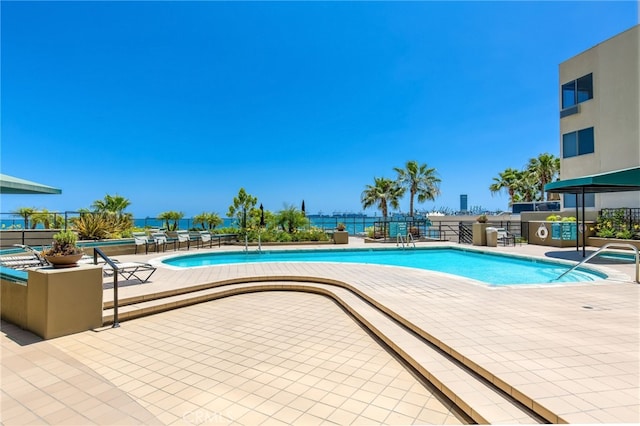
(102, 281, 545, 424)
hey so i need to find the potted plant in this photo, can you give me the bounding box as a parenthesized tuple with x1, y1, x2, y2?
(336, 222, 346, 231)
(43, 230, 84, 268)
(476, 214, 488, 223)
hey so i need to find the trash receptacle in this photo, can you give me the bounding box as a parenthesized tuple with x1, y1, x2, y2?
(486, 227, 498, 247)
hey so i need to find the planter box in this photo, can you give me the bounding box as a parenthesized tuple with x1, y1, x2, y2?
(472, 223, 488, 246)
(27, 265, 103, 339)
(333, 231, 349, 244)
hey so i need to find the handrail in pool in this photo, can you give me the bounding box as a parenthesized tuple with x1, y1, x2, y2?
(554, 242, 639, 283)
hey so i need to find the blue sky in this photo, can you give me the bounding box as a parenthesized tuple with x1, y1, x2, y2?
(1, 1, 637, 218)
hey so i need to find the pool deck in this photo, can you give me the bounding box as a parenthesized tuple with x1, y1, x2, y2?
(2, 238, 639, 424)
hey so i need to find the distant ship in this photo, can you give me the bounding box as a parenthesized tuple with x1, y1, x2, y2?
(331, 211, 367, 218)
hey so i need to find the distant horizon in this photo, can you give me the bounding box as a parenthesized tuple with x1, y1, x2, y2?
(2, 2, 637, 218)
(0, 200, 554, 226)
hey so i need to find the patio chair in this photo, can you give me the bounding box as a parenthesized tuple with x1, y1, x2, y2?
(198, 230, 213, 248)
(150, 231, 177, 252)
(132, 232, 157, 254)
(496, 228, 516, 246)
(175, 230, 191, 250)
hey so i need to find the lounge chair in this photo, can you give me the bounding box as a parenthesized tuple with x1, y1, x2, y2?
(80, 250, 155, 283)
(132, 232, 157, 254)
(102, 261, 157, 283)
(175, 230, 191, 250)
(0, 244, 50, 270)
(150, 232, 177, 252)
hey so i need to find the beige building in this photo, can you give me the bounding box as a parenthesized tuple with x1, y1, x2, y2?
(550, 25, 639, 211)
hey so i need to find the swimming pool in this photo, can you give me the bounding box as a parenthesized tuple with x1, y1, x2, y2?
(161, 247, 607, 285)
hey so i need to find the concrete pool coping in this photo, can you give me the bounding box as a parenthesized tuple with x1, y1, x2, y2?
(3, 239, 639, 424)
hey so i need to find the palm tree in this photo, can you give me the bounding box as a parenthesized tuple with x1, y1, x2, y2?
(527, 153, 560, 201)
(489, 168, 522, 206)
(157, 211, 184, 231)
(276, 205, 307, 233)
(12, 207, 35, 229)
(361, 177, 405, 219)
(31, 209, 54, 229)
(394, 160, 441, 216)
(193, 212, 223, 230)
(514, 172, 538, 202)
(91, 194, 131, 215)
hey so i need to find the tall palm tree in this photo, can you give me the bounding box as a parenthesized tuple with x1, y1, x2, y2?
(489, 168, 523, 206)
(527, 153, 560, 201)
(514, 172, 538, 202)
(91, 194, 131, 215)
(193, 212, 223, 230)
(276, 205, 307, 233)
(12, 207, 35, 229)
(394, 160, 441, 216)
(157, 211, 184, 231)
(361, 177, 405, 219)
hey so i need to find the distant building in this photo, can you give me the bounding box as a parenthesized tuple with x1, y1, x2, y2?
(459, 194, 468, 213)
(554, 25, 639, 211)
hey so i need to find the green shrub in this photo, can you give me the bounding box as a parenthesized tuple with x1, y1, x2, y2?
(72, 212, 133, 240)
(44, 230, 83, 256)
(53, 230, 77, 245)
(365, 226, 375, 238)
(276, 232, 292, 242)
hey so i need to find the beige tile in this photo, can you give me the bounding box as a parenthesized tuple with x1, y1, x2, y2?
(3, 242, 639, 425)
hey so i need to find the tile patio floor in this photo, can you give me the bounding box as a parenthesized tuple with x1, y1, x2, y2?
(2, 238, 639, 425)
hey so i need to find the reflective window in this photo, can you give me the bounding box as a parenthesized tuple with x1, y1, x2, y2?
(562, 82, 577, 109)
(564, 193, 595, 208)
(562, 132, 578, 158)
(576, 74, 593, 103)
(562, 127, 594, 158)
(577, 127, 594, 155)
(561, 73, 593, 109)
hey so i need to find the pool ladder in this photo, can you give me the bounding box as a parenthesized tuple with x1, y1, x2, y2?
(245, 234, 262, 253)
(397, 233, 416, 250)
(554, 242, 639, 283)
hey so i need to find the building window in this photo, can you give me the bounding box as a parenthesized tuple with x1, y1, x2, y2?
(562, 73, 593, 109)
(562, 127, 594, 158)
(563, 193, 595, 208)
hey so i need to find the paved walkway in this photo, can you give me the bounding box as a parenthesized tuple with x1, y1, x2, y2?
(2, 239, 639, 424)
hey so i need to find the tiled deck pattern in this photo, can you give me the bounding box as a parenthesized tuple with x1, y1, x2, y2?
(2, 239, 639, 424)
(2, 292, 467, 425)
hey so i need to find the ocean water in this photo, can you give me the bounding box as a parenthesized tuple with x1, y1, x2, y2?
(0, 215, 385, 235)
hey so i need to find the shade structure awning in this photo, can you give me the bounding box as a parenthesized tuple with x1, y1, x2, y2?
(544, 166, 640, 194)
(0, 174, 62, 195)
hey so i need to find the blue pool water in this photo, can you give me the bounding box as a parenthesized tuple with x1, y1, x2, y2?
(162, 248, 606, 285)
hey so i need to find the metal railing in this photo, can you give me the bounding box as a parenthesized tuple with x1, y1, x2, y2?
(554, 242, 639, 283)
(93, 247, 120, 328)
(396, 233, 416, 249)
(454, 221, 523, 244)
